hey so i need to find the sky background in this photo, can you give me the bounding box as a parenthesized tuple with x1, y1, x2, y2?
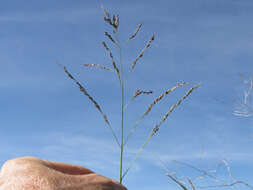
(0, 0, 253, 189)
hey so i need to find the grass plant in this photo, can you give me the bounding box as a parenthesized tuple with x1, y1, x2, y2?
(234, 74, 253, 117)
(58, 6, 200, 185)
(160, 159, 253, 190)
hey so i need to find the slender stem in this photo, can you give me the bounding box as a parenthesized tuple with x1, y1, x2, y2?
(119, 49, 124, 184)
(115, 30, 125, 184)
(123, 115, 144, 146)
(122, 130, 153, 179)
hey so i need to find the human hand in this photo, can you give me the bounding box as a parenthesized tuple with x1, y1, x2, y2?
(0, 156, 127, 190)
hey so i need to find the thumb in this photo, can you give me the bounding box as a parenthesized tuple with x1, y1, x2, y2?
(44, 160, 94, 175)
(44, 160, 127, 190)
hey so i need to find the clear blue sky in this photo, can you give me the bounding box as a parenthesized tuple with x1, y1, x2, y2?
(0, 0, 253, 189)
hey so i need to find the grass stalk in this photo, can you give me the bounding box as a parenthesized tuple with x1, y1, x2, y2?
(119, 39, 125, 184)
(114, 29, 125, 184)
(122, 129, 153, 179)
(119, 71, 124, 183)
(60, 6, 200, 185)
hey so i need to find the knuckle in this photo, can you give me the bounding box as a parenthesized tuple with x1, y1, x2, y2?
(1, 158, 19, 174)
(1, 158, 31, 175)
(2, 156, 37, 168)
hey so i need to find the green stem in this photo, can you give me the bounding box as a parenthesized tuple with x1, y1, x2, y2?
(122, 130, 153, 179)
(119, 52, 124, 184)
(115, 30, 124, 184)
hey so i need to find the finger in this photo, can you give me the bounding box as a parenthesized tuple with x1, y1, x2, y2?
(44, 160, 94, 175)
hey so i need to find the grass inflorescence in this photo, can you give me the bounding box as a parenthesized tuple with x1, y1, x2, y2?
(58, 6, 200, 185)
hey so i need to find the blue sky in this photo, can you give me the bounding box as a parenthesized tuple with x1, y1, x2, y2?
(0, 0, 253, 189)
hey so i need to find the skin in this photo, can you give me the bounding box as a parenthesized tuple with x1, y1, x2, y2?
(0, 156, 127, 190)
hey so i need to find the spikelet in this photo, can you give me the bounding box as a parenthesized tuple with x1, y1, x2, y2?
(128, 24, 142, 41)
(123, 82, 188, 146)
(115, 15, 119, 28)
(188, 179, 196, 190)
(58, 63, 109, 125)
(101, 5, 110, 19)
(84, 64, 113, 72)
(105, 32, 116, 44)
(151, 83, 200, 136)
(101, 5, 119, 29)
(133, 89, 153, 98)
(143, 82, 188, 117)
(130, 34, 155, 71)
(102, 41, 120, 79)
(123, 84, 200, 179)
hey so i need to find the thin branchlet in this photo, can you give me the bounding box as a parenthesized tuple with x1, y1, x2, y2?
(128, 24, 142, 41)
(234, 74, 253, 117)
(133, 89, 153, 98)
(113, 15, 119, 29)
(152, 83, 200, 136)
(59, 64, 109, 124)
(105, 32, 116, 44)
(115, 15, 119, 28)
(124, 90, 153, 111)
(166, 174, 189, 190)
(102, 41, 120, 79)
(101, 5, 119, 29)
(84, 64, 113, 72)
(62, 65, 108, 122)
(101, 5, 110, 19)
(197, 181, 253, 189)
(130, 34, 155, 71)
(124, 82, 188, 146)
(167, 159, 253, 190)
(187, 179, 196, 190)
(144, 82, 188, 117)
(123, 84, 200, 179)
(172, 160, 225, 183)
(57, 62, 120, 147)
